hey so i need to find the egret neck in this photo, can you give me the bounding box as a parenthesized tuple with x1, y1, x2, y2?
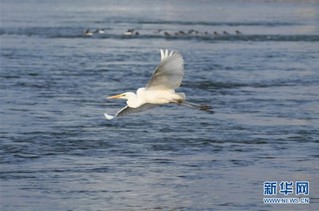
(125, 91, 143, 108)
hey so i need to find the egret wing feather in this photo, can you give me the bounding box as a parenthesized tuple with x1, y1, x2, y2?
(116, 104, 158, 117)
(105, 104, 158, 120)
(146, 49, 184, 90)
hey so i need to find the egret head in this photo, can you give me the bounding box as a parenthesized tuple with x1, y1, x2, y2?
(107, 92, 136, 100)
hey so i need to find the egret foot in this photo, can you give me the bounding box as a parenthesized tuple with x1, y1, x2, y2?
(200, 104, 213, 111)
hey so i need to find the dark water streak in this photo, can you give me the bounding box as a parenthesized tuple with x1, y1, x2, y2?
(2, 27, 319, 42)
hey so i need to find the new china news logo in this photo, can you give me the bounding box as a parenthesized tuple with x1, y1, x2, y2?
(263, 181, 310, 204)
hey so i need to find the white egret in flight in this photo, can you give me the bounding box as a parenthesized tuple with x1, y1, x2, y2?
(104, 49, 212, 120)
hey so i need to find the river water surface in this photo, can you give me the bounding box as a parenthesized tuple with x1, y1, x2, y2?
(1, 0, 319, 210)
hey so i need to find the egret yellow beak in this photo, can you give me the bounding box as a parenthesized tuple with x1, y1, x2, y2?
(107, 93, 124, 99)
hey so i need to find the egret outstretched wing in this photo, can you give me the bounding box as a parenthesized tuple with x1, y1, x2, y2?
(104, 104, 158, 120)
(146, 49, 184, 90)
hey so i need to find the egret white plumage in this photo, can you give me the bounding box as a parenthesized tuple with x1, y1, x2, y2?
(104, 49, 212, 120)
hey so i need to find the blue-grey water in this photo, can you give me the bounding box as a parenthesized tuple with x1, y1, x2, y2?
(1, 0, 319, 210)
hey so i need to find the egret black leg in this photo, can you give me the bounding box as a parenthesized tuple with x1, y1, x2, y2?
(176, 101, 214, 113)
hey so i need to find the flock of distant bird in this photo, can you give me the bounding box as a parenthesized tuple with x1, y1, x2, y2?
(153, 29, 242, 36)
(84, 28, 106, 36)
(83, 28, 242, 37)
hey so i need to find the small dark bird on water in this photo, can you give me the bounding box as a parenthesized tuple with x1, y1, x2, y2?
(84, 29, 93, 36)
(236, 30, 242, 35)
